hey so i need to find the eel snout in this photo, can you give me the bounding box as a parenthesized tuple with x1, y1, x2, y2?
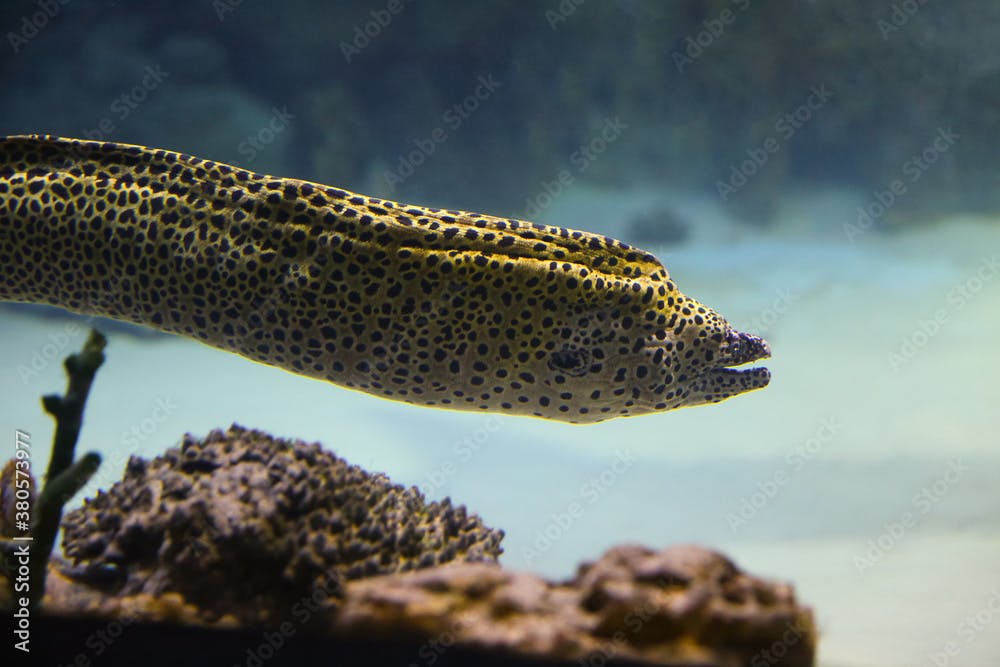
(695, 329, 772, 401)
(719, 329, 771, 370)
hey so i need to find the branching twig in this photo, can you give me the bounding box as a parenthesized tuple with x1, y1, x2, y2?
(25, 329, 106, 607)
(42, 330, 106, 483)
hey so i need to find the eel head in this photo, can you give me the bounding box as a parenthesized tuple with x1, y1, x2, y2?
(530, 273, 771, 423)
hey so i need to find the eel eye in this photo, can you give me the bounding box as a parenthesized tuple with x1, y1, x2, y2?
(548, 345, 590, 377)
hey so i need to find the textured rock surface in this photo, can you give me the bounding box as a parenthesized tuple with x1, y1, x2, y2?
(42, 424, 814, 664)
(0, 458, 33, 539)
(333, 544, 815, 667)
(35, 544, 814, 666)
(60, 425, 503, 622)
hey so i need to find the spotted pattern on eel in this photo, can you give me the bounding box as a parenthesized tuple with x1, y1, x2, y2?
(0, 135, 770, 423)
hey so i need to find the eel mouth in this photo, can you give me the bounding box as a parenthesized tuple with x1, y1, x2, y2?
(707, 329, 772, 390)
(643, 328, 772, 396)
(719, 329, 771, 367)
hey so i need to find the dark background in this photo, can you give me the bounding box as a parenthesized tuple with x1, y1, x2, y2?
(1, 0, 996, 228)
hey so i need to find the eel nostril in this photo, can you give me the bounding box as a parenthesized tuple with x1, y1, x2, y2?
(722, 329, 771, 366)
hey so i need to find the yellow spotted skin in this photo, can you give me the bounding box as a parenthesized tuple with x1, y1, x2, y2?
(0, 136, 769, 423)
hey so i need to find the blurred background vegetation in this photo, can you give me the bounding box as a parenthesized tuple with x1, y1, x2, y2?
(0, 0, 996, 227)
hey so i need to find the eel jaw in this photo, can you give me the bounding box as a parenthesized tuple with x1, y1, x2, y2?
(717, 329, 771, 370)
(687, 329, 772, 404)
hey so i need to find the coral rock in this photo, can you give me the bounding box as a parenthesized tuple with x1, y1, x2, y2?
(60, 425, 503, 622)
(1, 458, 35, 539)
(332, 544, 815, 667)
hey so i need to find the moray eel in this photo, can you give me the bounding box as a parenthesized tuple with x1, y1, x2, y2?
(0, 135, 769, 423)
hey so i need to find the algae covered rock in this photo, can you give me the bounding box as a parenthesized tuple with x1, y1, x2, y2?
(574, 544, 815, 664)
(60, 425, 503, 622)
(332, 544, 815, 666)
(0, 459, 33, 540)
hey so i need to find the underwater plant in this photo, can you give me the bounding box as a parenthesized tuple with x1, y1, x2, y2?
(1, 329, 104, 607)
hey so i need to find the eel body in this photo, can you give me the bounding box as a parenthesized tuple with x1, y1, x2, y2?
(0, 136, 769, 423)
